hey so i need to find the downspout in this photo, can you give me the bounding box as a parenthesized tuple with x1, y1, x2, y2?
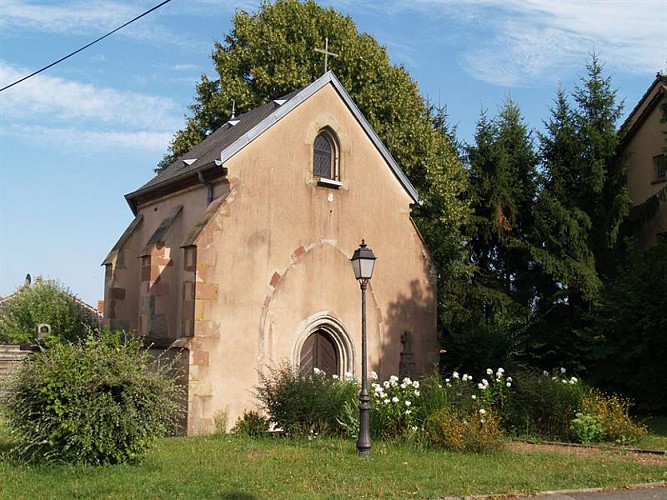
(197, 170, 213, 205)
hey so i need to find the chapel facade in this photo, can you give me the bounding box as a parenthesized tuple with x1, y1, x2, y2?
(103, 72, 437, 435)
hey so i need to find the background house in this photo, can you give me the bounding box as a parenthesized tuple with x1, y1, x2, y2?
(621, 73, 667, 246)
(103, 72, 438, 435)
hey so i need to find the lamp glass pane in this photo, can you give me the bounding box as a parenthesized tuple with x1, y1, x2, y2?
(360, 258, 375, 279)
(352, 258, 362, 280)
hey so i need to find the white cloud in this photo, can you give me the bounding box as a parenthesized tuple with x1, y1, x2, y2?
(4, 124, 172, 152)
(0, 61, 180, 151)
(0, 61, 180, 130)
(379, 0, 666, 86)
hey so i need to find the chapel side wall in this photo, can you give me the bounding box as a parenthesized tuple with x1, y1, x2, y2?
(104, 219, 142, 332)
(625, 93, 667, 247)
(191, 83, 437, 432)
(132, 184, 215, 341)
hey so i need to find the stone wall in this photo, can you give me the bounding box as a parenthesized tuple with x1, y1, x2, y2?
(0, 345, 31, 399)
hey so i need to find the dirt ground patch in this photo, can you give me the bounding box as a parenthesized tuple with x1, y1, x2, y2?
(508, 441, 667, 465)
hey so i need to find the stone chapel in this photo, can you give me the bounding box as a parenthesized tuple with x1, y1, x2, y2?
(103, 72, 437, 435)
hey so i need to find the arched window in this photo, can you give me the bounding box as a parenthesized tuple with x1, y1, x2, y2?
(313, 129, 339, 181)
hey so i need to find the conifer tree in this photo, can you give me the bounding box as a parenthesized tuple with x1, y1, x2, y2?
(444, 99, 538, 373)
(528, 55, 630, 369)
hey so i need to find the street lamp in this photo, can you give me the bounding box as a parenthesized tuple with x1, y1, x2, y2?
(350, 239, 376, 456)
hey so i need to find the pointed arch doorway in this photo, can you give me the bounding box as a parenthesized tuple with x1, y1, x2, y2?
(294, 315, 355, 378)
(299, 329, 338, 376)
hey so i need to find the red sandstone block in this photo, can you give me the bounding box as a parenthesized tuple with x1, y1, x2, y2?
(198, 248, 217, 266)
(195, 283, 219, 300)
(270, 272, 281, 287)
(110, 287, 126, 300)
(292, 246, 306, 259)
(149, 282, 169, 296)
(192, 350, 209, 366)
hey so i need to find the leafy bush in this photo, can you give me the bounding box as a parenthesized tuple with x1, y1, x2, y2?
(570, 412, 605, 444)
(254, 363, 358, 437)
(0, 279, 100, 344)
(3, 331, 183, 464)
(508, 368, 589, 440)
(232, 410, 270, 437)
(580, 392, 647, 445)
(425, 407, 505, 452)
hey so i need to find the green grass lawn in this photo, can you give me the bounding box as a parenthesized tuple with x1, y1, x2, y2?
(637, 416, 667, 451)
(1, 433, 665, 499)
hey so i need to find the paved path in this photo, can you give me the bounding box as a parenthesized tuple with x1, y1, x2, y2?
(443, 482, 667, 499)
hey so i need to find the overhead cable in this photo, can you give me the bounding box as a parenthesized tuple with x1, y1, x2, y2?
(0, 0, 173, 93)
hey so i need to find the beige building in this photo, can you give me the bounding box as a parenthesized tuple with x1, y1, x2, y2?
(103, 72, 438, 435)
(621, 73, 667, 246)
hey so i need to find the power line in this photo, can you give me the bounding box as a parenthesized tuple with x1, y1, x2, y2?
(0, 0, 173, 93)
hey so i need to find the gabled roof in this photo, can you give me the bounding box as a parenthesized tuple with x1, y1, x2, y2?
(619, 72, 667, 147)
(126, 72, 419, 211)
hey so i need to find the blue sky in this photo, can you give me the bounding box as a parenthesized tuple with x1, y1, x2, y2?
(1, 0, 665, 306)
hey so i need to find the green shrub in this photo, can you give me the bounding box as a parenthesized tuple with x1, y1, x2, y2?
(581, 392, 647, 445)
(570, 412, 605, 444)
(232, 410, 270, 437)
(3, 330, 183, 464)
(425, 407, 505, 452)
(509, 368, 589, 440)
(254, 363, 358, 437)
(0, 279, 100, 344)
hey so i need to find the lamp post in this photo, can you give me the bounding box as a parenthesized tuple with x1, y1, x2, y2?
(350, 239, 376, 456)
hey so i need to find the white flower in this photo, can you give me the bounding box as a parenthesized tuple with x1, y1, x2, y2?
(506, 382, 512, 388)
(445, 378, 450, 384)
(383, 381, 390, 389)
(411, 426, 418, 432)
(345, 372, 353, 380)
(392, 396, 399, 403)
(497, 367, 505, 374)
(452, 371, 460, 379)
(543, 370, 549, 377)
(482, 378, 489, 387)
(383, 398, 390, 405)
(560, 367, 567, 374)
(477, 383, 485, 390)
(403, 377, 412, 385)
(496, 371, 504, 380)
(332, 374, 339, 380)
(479, 408, 487, 415)
(486, 368, 494, 376)
(471, 395, 477, 400)
(562, 379, 568, 384)
(462, 374, 469, 382)
(405, 409, 412, 415)
(371, 371, 378, 381)
(400, 383, 407, 389)
(405, 400, 412, 407)
(412, 381, 420, 389)
(313, 367, 322, 375)
(570, 377, 578, 384)
(414, 390, 420, 397)
(390, 375, 399, 383)
(507, 377, 513, 383)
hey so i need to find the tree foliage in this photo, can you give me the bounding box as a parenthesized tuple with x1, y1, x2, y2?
(0, 279, 100, 345)
(526, 55, 630, 370)
(443, 99, 537, 373)
(588, 242, 667, 412)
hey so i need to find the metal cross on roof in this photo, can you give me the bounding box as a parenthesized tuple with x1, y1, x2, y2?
(315, 37, 339, 74)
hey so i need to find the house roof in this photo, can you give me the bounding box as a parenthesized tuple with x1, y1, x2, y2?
(126, 71, 420, 211)
(619, 72, 667, 147)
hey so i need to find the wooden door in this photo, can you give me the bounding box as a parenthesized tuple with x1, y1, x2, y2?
(299, 330, 338, 376)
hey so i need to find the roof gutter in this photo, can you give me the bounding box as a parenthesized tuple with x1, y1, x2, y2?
(197, 170, 214, 205)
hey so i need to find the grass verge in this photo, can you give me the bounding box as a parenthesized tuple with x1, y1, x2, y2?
(0, 434, 665, 499)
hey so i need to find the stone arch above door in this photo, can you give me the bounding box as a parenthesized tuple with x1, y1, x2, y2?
(292, 314, 355, 378)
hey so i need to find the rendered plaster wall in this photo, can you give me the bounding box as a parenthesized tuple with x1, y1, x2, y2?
(187, 82, 437, 433)
(624, 91, 667, 247)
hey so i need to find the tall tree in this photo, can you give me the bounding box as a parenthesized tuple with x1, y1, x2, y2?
(160, 0, 470, 333)
(528, 55, 630, 370)
(443, 99, 539, 374)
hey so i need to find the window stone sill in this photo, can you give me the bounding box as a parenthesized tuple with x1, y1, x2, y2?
(316, 177, 343, 189)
